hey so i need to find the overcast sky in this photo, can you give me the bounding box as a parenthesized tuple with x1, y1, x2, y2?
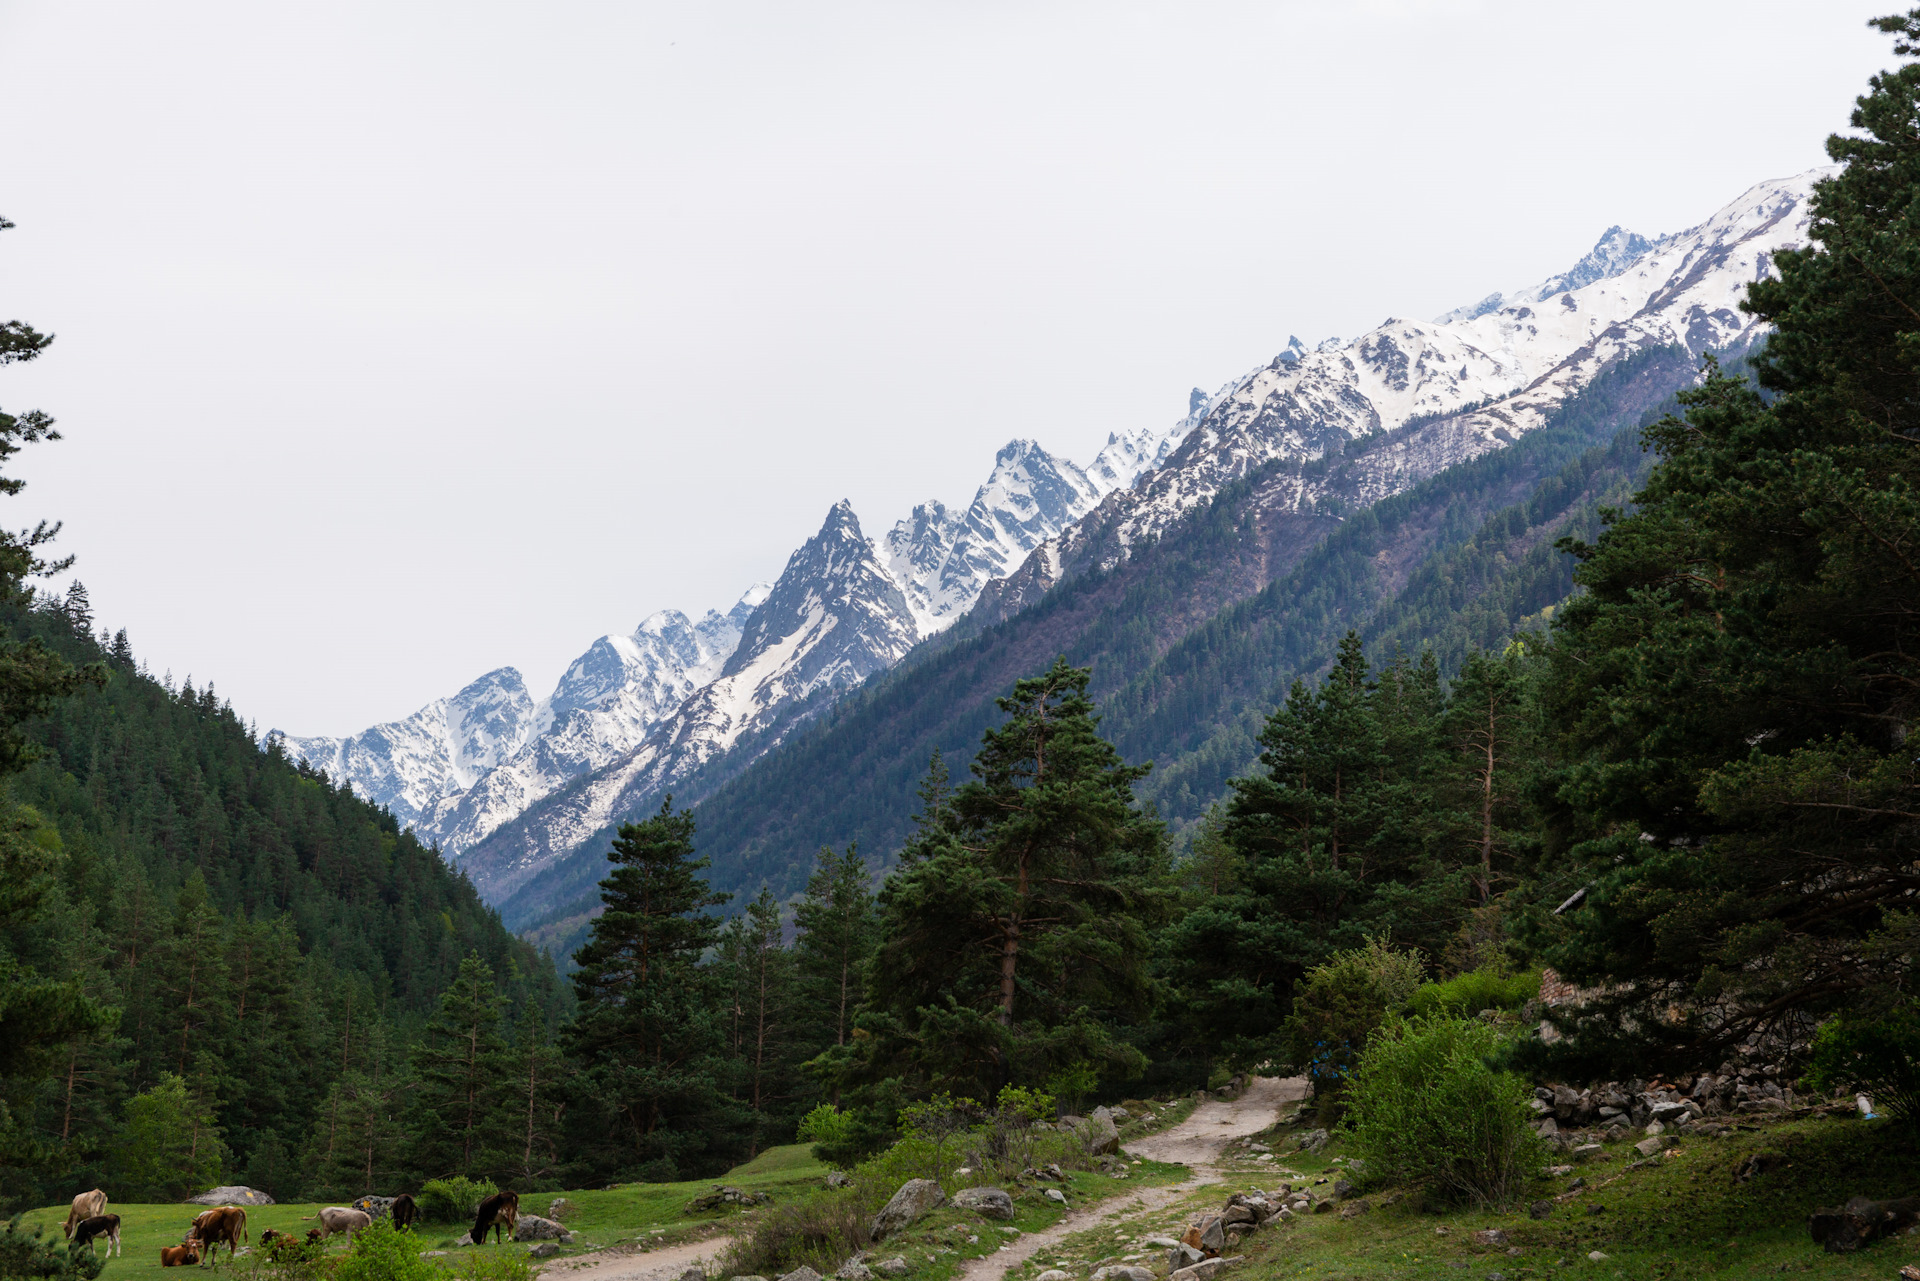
(0, 0, 1893, 735)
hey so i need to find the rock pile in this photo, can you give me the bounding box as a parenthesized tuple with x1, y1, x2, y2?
(1164, 1187, 1301, 1276)
(188, 1186, 275, 1206)
(1528, 1064, 1812, 1146)
(687, 1186, 774, 1213)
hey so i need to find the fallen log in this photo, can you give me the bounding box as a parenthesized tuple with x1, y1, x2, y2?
(1808, 1195, 1920, 1253)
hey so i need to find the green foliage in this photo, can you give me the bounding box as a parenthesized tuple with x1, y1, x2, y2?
(1341, 1015, 1545, 1209)
(796, 1104, 853, 1154)
(564, 798, 742, 1182)
(1520, 16, 1920, 1073)
(330, 1218, 438, 1281)
(1282, 937, 1425, 1100)
(448, 1251, 536, 1281)
(1808, 1004, 1920, 1120)
(0, 1217, 101, 1281)
(852, 660, 1170, 1100)
(417, 1176, 499, 1224)
(112, 1074, 227, 1202)
(410, 954, 510, 1180)
(1406, 968, 1541, 1019)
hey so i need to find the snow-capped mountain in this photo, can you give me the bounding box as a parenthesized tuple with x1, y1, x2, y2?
(270, 585, 766, 850)
(981, 170, 1823, 614)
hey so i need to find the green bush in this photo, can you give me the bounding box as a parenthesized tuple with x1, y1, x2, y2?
(1283, 936, 1425, 1102)
(450, 1252, 536, 1281)
(1809, 1004, 1920, 1120)
(332, 1220, 437, 1281)
(417, 1176, 498, 1224)
(1341, 1015, 1546, 1209)
(0, 1217, 103, 1281)
(1406, 968, 1540, 1019)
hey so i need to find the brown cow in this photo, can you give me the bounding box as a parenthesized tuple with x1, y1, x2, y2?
(301, 1207, 372, 1243)
(160, 1243, 202, 1267)
(71, 1215, 120, 1258)
(62, 1190, 107, 1240)
(188, 1206, 249, 1260)
(470, 1191, 519, 1245)
(389, 1193, 420, 1230)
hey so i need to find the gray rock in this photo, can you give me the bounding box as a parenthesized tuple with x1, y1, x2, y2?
(1198, 1216, 1226, 1252)
(1036, 1273, 1071, 1281)
(1470, 1230, 1509, 1248)
(678, 1269, 708, 1281)
(1089, 1269, 1153, 1281)
(951, 1188, 1014, 1221)
(1081, 1108, 1122, 1156)
(836, 1263, 873, 1281)
(1528, 1200, 1553, 1220)
(776, 1269, 823, 1281)
(515, 1216, 568, 1242)
(877, 1261, 909, 1279)
(187, 1186, 275, 1206)
(826, 1172, 852, 1188)
(871, 1180, 946, 1240)
(528, 1244, 561, 1259)
(1634, 1135, 1671, 1158)
(351, 1196, 395, 1219)
(1143, 1238, 1181, 1250)
(1293, 1128, 1331, 1154)
(1571, 1143, 1603, 1161)
(1336, 1200, 1371, 1220)
(1044, 1189, 1068, 1206)
(1168, 1259, 1237, 1281)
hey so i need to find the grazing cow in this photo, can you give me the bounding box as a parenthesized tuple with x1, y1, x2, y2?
(62, 1190, 107, 1241)
(188, 1206, 249, 1260)
(300, 1207, 372, 1243)
(389, 1193, 420, 1230)
(70, 1215, 120, 1258)
(160, 1243, 202, 1268)
(470, 1191, 519, 1246)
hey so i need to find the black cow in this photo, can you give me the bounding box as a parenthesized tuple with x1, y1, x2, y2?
(470, 1191, 519, 1245)
(70, 1215, 120, 1258)
(390, 1194, 420, 1230)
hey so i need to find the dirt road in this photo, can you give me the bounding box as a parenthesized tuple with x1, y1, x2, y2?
(955, 1076, 1307, 1281)
(548, 1077, 1306, 1281)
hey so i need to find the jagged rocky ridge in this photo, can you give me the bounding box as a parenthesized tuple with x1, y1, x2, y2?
(273, 417, 1190, 861)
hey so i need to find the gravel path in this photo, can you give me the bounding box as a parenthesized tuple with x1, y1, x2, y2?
(955, 1076, 1307, 1281)
(545, 1076, 1307, 1281)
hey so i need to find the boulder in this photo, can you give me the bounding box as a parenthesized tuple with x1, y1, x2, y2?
(1169, 1258, 1239, 1281)
(1470, 1230, 1509, 1248)
(515, 1216, 567, 1242)
(1089, 1269, 1153, 1281)
(1528, 1200, 1553, 1220)
(528, 1244, 561, 1259)
(1220, 1206, 1256, 1226)
(950, 1188, 1014, 1221)
(871, 1180, 946, 1240)
(826, 1172, 852, 1188)
(1165, 1244, 1204, 1272)
(1633, 1135, 1671, 1158)
(1081, 1108, 1122, 1155)
(677, 1269, 708, 1281)
(187, 1186, 275, 1206)
(352, 1196, 395, 1219)
(1198, 1216, 1226, 1252)
(1336, 1200, 1371, 1220)
(836, 1263, 872, 1281)
(1044, 1189, 1068, 1206)
(777, 1269, 824, 1281)
(877, 1261, 909, 1278)
(689, 1187, 773, 1212)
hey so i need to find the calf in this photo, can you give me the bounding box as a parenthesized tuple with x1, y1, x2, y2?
(160, 1243, 202, 1268)
(70, 1215, 120, 1258)
(471, 1191, 519, 1246)
(389, 1193, 420, 1230)
(62, 1191, 107, 1241)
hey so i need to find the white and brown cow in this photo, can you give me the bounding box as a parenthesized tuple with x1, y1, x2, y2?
(62, 1190, 107, 1241)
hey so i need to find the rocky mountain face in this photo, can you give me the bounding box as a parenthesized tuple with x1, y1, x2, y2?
(976, 171, 1821, 622)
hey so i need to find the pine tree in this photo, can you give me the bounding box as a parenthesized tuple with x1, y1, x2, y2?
(148, 872, 231, 1108)
(564, 799, 738, 1180)
(859, 658, 1169, 1097)
(487, 1004, 564, 1186)
(794, 845, 878, 1054)
(409, 954, 509, 1180)
(733, 887, 798, 1155)
(1442, 644, 1535, 907)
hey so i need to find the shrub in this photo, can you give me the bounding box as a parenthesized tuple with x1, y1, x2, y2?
(450, 1252, 537, 1281)
(417, 1176, 498, 1224)
(0, 1217, 103, 1281)
(1407, 968, 1541, 1019)
(1809, 1004, 1920, 1120)
(1283, 936, 1425, 1102)
(332, 1220, 437, 1281)
(1341, 1015, 1546, 1209)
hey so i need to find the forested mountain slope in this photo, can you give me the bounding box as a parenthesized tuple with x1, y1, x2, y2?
(502, 345, 1701, 942)
(0, 600, 565, 1208)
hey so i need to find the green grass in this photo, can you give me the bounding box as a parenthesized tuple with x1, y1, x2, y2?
(13, 1144, 834, 1281)
(1216, 1111, 1920, 1280)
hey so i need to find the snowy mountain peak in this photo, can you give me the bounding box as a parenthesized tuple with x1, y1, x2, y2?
(1438, 223, 1660, 323)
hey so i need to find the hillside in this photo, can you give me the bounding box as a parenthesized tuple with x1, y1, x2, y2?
(0, 600, 566, 1209)
(500, 344, 1700, 946)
